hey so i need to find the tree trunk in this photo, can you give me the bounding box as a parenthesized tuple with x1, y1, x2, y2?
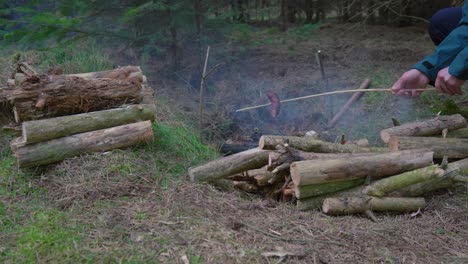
(295, 179, 365, 199)
(322, 197, 426, 215)
(380, 114, 466, 144)
(20, 104, 155, 145)
(11, 121, 154, 168)
(259, 135, 382, 153)
(188, 148, 270, 182)
(304, 0, 314, 23)
(388, 136, 468, 159)
(290, 149, 433, 186)
(280, 0, 288, 31)
(7, 74, 143, 122)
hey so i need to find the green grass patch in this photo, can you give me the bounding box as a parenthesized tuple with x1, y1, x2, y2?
(1, 209, 85, 263)
(151, 123, 218, 166)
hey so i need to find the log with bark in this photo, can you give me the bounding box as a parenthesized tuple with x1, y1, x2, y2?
(388, 136, 468, 159)
(290, 149, 434, 186)
(444, 127, 468, 138)
(296, 169, 433, 211)
(389, 158, 468, 197)
(295, 179, 365, 199)
(7, 73, 144, 122)
(11, 120, 154, 168)
(380, 114, 466, 144)
(67, 66, 143, 80)
(20, 104, 156, 145)
(188, 148, 270, 183)
(322, 197, 426, 215)
(297, 158, 468, 211)
(259, 135, 385, 153)
(268, 148, 379, 171)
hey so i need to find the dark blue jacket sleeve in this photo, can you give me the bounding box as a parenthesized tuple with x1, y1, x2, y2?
(414, 3, 468, 81)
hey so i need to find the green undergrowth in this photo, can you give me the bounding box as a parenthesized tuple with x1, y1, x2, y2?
(0, 42, 218, 261)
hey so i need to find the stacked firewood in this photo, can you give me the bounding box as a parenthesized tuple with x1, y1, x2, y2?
(189, 114, 468, 218)
(2, 64, 156, 168)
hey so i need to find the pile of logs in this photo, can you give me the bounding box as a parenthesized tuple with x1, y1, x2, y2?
(189, 114, 468, 218)
(1, 64, 156, 168)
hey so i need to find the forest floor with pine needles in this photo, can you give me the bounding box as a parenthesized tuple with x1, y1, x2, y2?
(1, 23, 467, 263)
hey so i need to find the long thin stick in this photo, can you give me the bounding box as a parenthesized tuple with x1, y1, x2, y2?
(199, 46, 210, 142)
(316, 50, 332, 119)
(235, 88, 436, 112)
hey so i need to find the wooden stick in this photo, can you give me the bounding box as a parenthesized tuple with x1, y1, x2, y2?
(199, 46, 210, 142)
(316, 50, 332, 120)
(235, 88, 435, 112)
(327, 78, 371, 129)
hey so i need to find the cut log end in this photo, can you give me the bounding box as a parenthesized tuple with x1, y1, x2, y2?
(388, 136, 399, 151)
(380, 130, 391, 144)
(259, 136, 267, 150)
(290, 162, 300, 186)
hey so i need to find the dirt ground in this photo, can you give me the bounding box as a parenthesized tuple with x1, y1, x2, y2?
(1, 24, 468, 263)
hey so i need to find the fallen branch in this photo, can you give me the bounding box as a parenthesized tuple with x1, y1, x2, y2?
(327, 78, 371, 129)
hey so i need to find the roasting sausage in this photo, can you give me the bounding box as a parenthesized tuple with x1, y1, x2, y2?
(266, 91, 280, 118)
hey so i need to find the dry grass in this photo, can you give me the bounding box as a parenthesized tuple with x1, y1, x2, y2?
(45, 181, 467, 263)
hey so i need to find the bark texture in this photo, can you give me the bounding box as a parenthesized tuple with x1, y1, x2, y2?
(322, 197, 426, 215)
(380, 114, 466, 143)
(290, 150, 433, 186)
(389, 158, 468, 197)
(295, 179, 365, 199)
(259, 135, 382, 153)
(8, 74, 143, 122)
(12, 121, 154, 168)
(21, 104, 155, 144)
(188, 148, 270, 182)
(388, 136, 468, 159)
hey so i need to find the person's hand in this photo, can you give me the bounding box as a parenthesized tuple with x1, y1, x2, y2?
(391, 69, 430, 97)
(435, 67, 465, 95)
